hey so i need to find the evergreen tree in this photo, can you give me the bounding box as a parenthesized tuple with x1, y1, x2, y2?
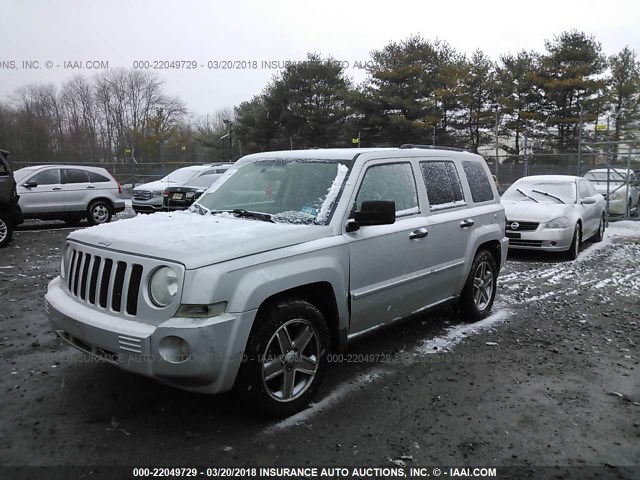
(607, 46, 640, 160)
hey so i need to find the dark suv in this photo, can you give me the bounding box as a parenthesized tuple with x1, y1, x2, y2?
(0, 149, 24, 247)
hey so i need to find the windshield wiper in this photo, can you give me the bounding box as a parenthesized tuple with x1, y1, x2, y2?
(516, 188, 539, 203)
(231, 209, 274, 223)
(532, 189, 565, 204)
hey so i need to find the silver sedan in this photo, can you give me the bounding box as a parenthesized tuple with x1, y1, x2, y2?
(501, 175, 606, 260)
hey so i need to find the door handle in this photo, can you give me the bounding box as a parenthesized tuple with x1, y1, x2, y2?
(52, 187, 62, 191)
(460, 219, 475, 228)
(409, 228, 429, 239)
(86, 185, 95, 189)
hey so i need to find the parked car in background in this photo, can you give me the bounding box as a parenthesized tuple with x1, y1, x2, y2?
(14, 165, 124, 226)
(584, 168, 639, 216)
(45, 146, 508, 416)
(163, 164, 232, 211)
(502, 175, 606, 260)
(0, 149, 24, 247)
(132, 164, 233, 214)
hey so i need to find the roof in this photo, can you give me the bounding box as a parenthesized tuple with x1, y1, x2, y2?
(515, 175, 581, 183)
(241, 146, 482, 163)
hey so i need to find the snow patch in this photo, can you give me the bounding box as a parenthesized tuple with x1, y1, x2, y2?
(263, 368, 386, 434)
(417, 309, 511, 354)
(316, 163, 348, 223)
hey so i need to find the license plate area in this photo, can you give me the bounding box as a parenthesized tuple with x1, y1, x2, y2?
(172, 193, 184, 200)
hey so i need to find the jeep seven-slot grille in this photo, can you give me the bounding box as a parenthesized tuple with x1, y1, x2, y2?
(67, 248, 143, 316)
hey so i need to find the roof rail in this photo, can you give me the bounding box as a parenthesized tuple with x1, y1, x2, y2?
(399, 144, 468, 152)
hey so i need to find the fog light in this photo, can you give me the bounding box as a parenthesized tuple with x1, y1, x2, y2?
(158, 336, 191, 363)
(550, 241, 557, 246)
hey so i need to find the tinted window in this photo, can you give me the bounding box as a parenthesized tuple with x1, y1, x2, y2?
(64, 169, 91, 184)
(421, 161, 465, 209)
(31, 169, 61, 185)
(89, 171, 111, 183)
(355, 163, 418, 216)
(462, 161, 494, 203)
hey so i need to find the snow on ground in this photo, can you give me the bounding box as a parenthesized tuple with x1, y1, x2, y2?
(415, 309, 512, 354)
(263, 368, 386, 434)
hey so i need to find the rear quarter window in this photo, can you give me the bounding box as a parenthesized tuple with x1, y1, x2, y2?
(89, 171, 111, 183)
(462, 160, 495, 203)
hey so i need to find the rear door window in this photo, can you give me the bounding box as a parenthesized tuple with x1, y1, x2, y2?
(63, 169, 91, 184)
(462, 161, 495, 203)
(420, 161, 465, 210)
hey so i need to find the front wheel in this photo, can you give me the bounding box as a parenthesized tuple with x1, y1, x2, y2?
(459, 250, 498, 322)
(566, 223, 581, 260)
(593, 215, 605, 242)
(87, 200, 113, 226)
(236, 299, 330, 417)
(0, 215, 14, 248)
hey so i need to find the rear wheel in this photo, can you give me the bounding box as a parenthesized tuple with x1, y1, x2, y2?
(87, 200, 113, 226)
(0, 215, 13, 248)
(459, 250, 497, 322)
(566, 223, 581, 260)
(236, 298, 330, 417)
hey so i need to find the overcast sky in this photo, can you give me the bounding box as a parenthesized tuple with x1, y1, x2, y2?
(2, 0, 639, 119)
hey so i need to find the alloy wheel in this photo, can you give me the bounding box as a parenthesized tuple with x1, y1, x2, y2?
(472, 260, 494, 311)
(92, 205, 109, 223)
(0, 218, 7, 243)
(261, 319, 320, 402)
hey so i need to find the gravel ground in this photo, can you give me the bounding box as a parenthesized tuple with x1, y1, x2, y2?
(0, 212, 638, 475)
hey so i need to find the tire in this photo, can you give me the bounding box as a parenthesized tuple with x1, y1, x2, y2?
(236, 298, 331, 417)
(566, 223, 581, 260)
(459, 250, 498, 322)
(593, 215, 605, 242)
(0, 215, 13, 248)
(87, 200, 113, 226)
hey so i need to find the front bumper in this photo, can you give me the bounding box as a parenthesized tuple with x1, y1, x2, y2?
(506, 227, 574, 251)
(45, 277, 256, 394)
(132, 197, 163, 213)
(604, 198, 630, 215)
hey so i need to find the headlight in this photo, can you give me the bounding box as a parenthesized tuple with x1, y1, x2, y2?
(149, 266, 178, 307)
(544, 216, 570, 229)
(153, 190, 163, 197)
(610, 189, 625, 200)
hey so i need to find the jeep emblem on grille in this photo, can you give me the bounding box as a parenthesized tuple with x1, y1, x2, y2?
(510, 222, 520, 230)
(98, 240, 113, 247)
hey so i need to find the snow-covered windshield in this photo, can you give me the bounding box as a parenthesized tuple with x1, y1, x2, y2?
(503, 181, 577, 204)
(197, 159, 352, 225)
(161, 167, 200, 184)
(584, 171, 629, 183)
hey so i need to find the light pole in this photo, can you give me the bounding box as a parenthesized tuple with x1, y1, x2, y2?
(223, 119, 232, 160)
(577, 103, 584, 176)
(494, 107, 499, 182)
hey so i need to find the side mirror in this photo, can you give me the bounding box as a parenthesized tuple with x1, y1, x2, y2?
(581, 196, 596, 205)
(347, 200, 395, 232)
(23, 181, 37, 188)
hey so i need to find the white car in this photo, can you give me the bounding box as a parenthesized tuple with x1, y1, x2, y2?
(502, 175, 606, 260)
(583, 168, 639, 216)
(14, 165, 125, 226)
(132, 164, 232, 214)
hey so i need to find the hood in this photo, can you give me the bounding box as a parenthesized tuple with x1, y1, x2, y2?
(68, 211, 331, 269)
(133, 179, 178, 193)
(502, 200, 574, 222)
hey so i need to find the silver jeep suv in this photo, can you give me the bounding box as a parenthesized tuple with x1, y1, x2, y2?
(45, 146, 507, 416)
